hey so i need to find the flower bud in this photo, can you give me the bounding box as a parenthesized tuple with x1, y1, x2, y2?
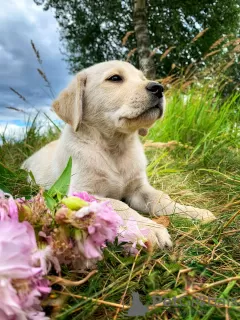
(61, 196, 88, 210)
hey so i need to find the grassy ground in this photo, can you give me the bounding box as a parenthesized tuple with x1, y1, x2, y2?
(0, 85, 240, 319)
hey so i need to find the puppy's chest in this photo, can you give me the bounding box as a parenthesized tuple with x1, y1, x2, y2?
(107, 150, 146, 194)
(115, 154, 143, 179)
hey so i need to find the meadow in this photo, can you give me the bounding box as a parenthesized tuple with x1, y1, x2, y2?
(1, 28, 240, 318)
(0, 75, 240, 319)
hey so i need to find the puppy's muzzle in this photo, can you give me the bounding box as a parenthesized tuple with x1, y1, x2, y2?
(146, 82, 164, 99)
(146, 82, 164, 117)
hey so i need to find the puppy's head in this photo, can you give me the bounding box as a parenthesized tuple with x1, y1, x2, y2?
(53, 61, 165, 135)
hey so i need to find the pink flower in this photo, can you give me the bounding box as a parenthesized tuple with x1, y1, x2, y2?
(0, 190, 18, 221)
(32, 246, 61, 275)
(82, 237, 103, 259)
(34, 278, 51, 296)
(0, 251, 50, 319)
(25, 310, 50, 320)
(0, 278, 25, 319)
(0, 221, 40, 279)
(18, 279, 50, 318)
(0, 214, 50, 319)
(38, 232, 52, 245)
(75, 201, 123, 259)
(118, 217, 149, 255)
(72, 191, 97, 203)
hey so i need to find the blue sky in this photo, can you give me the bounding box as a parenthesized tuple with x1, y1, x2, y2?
(0, 0, 71, 137)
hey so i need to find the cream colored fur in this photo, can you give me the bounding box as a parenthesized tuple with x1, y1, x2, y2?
(22, 61, 216, 249)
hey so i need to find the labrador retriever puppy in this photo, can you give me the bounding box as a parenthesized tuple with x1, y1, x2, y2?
(22, 61, 216, 249)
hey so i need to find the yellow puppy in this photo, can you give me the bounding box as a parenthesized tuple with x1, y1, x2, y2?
(22, 61, 215, 249)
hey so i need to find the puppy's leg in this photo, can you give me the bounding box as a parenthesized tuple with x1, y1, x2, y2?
(126, 183, 216, 221)
(97, 197, 172, 249)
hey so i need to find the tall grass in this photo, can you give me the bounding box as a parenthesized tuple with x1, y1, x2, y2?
(0, 37, 240, 319)
(0, 81, 239, 319)
(147, 86, 240, 170)
(0, 117, 59, 196)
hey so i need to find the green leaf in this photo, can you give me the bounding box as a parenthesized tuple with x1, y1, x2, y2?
(43, 157, 72, 210)
(48, 157, 72, 198)
(43, 191, 57, 211)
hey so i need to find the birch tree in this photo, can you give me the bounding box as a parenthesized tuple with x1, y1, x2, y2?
(133, 0, 156, 79)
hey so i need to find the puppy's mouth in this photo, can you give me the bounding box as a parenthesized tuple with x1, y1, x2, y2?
(123, 103, 163, 122)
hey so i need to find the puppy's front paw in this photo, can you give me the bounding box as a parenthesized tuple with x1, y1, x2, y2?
(100, 197, 172, 250)
(183, 206, 216, 222)
(139, 217, 172, 250)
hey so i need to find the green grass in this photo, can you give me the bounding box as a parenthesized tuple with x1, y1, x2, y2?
(0, 85, 240, 319)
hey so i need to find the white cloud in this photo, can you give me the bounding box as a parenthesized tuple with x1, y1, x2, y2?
(0, 0, 72, 123)
(0, 109, 63, 143)
(0, 124, 26, 141)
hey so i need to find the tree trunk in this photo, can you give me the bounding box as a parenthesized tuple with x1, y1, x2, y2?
(133, 0, 156, 79)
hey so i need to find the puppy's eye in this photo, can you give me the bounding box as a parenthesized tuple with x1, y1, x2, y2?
(107, 75, 123, 82)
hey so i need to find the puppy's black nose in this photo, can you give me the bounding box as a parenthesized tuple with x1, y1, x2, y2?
(146, 82, 164, 98)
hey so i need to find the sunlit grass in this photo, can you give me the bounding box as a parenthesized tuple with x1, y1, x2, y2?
(0, 84, 240, 319)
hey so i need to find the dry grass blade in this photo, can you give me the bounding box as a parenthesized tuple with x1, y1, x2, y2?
(219, 196, 240, 212)
(223, 40, 234, 48)
(223, 38, 240, 48)
(233, 38, 240, 45)
(157, 75, 176, 86)
(6, 106, 26, 114)
(37, 68, 48, 84)
(182, 80, 195, 89)
(31, 39, 42, 64)
(222, 229, 240, 236)
(149, 276, 240, 309)
(126, 48, 137, 61)
(10, 87, 27, 102)
(194, 293, 233, 308)
(233, 44, 240, 53)
(31, 40, 55, 98)
(160, 46, 175, 61)
(149, 289, 172, 296)
(223, 210, 240, 229)
(184, 63, 194, 76)
(175, 268, 194, 285)
(203, 49, 221, 59)
(191, 28, 209, 42)
(144, 141, 178, 150)
(222, 59, 235, 72)
(122, 31, 134, 46)
(209, 35, 228, 50)
(49, 270, 97, 286)
(54, 290, 130, 309)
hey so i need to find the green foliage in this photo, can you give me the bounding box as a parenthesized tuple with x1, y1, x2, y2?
(0, 162, 16, 193)
(34, 0, 240, 78)
(0, 117, 59, 197)
(147, 87, 240, 169)
(0, 161, 37, 197)
(47, 156, 72, 197)
(43, 157, 72, 210)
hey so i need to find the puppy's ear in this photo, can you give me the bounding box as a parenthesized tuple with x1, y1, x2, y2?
(52, 72, 86, 131)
